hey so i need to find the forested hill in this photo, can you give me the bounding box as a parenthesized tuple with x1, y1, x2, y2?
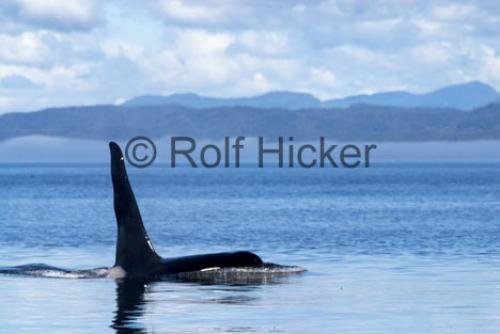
(0, 102, 499, 142)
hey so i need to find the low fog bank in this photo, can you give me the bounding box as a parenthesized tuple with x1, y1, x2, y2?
(0, 136, 498, 163)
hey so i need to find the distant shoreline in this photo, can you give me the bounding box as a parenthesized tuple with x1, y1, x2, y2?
(1, 136, 499, 163)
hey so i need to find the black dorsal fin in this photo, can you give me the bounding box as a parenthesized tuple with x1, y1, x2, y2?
(109, 142, 161, 275)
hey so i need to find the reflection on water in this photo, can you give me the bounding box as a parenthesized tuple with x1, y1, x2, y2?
(2, 255, 500, 333)
(111, 271, 298, 334)
(0, 261, 305, 333)
(113, 278, 149, 334)
(0, 263, 303, 333)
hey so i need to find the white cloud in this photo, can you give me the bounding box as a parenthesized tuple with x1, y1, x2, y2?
(0, 96, 11, 109)
(101, 40, 143, 61)
(5, 0, 101, 31)
(136, 29, 239, 90)
(431, 4, 477, 21)
(0, 31, 50, 65)
(310, 67, 336, 86)
(318, 0, 346, 16)
(412, 19, 442, 36)
(0, 74, 41, 89)
(410, 42, 455, 65)
(252, 72, 269, 92)
(17, 0, 96, 21)
(356, 18, 402, 35)
(469, 45, 500, 84)
(1, 0, 500, 113)
(160, 0, 229, 23)
(174, 29, 235, 55)
(236, 31, 291, 56)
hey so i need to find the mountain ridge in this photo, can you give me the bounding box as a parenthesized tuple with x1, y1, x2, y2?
(0, 81, 499, 143)
(124, 91, 322, 110)
(1, 101, 499, 143)
(123, 81, 499, 111)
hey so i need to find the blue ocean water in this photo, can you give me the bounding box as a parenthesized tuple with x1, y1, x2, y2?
(0, 163, 499, 333)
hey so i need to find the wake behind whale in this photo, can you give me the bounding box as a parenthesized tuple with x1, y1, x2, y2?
(0, 262, 305, 284)
(0, 142, 304, 282)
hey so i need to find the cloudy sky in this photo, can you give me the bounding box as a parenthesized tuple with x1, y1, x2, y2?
(0, 0, 499, 113)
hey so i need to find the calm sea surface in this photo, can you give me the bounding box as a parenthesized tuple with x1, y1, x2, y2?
(0, 163, 499, 333)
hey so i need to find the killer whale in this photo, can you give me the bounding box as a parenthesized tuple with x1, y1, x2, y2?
(0, 142, 303, 280)
(108, 142, 264, 278)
